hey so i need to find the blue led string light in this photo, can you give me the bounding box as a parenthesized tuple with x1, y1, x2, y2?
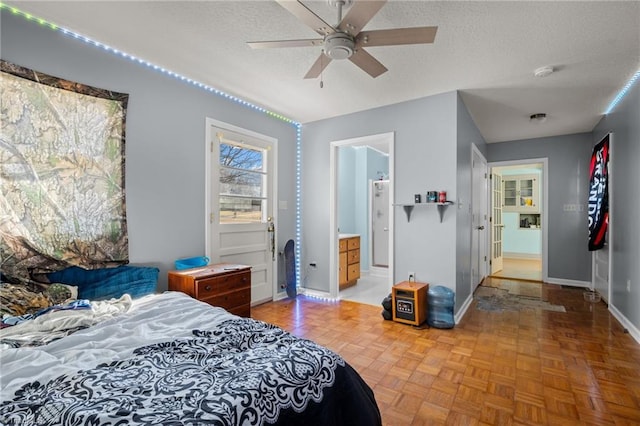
(0, 3, 297, 126)
(605, 69, 640, 115)
(295, 124, 302, 289)
(2, 2, 304, 289)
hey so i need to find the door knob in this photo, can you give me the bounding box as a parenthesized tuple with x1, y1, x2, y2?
(476, 226, 485, 230)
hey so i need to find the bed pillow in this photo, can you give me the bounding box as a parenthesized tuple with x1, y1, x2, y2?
(0, 282, 79, 319)
(46, 283, 78, 305)
(46, 265, 159, 301)
(0, 283, 52, 317)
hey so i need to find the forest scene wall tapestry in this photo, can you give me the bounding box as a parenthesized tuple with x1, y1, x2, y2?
(0, 60, 130, 284)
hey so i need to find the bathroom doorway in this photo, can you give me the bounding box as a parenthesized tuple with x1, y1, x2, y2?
(329, 132, 395, 303)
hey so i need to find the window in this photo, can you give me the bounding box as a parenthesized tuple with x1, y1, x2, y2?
(218, 142, 266, 223)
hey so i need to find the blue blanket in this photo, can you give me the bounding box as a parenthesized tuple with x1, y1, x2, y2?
(47, 265, 158, 300)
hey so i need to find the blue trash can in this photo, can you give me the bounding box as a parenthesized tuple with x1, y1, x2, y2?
(427, 285, 455, 329)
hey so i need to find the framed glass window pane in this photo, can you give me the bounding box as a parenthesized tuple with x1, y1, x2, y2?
(220, 169, 263, 197)
(219, 143, 263, 170)
(218, 141, 267, 224)
(219, 196, 264, 223)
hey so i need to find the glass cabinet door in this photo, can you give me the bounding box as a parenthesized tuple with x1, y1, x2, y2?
(502, 174, 539, 212)
(519, 178, 534, 207)
(503, 180, 517, 207)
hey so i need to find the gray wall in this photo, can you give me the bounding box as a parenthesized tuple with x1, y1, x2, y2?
(487, 133, 593, 282)
(302, 92, 459, 297)
(1, 11, 298, 291)
(456, 93, 487, 309)
(593, 78, 640, 332)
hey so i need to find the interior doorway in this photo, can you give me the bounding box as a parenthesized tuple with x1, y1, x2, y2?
(329, 132, 395, 302)
(488, 159, 548, 282)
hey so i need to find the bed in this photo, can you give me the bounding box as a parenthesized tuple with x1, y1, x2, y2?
(0, 291, 381, 425)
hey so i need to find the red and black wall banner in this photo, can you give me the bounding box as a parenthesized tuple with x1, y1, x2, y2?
(588, 134, 610, 251)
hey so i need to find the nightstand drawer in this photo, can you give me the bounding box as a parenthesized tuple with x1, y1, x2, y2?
(195, 272, 250, 299)
(204, 288, 251, 311)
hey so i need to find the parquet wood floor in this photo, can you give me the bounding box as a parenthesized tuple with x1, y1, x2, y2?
(251, 278, 640, 425)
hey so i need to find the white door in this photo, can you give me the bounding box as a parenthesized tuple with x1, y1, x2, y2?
(491, 172, 504, 274)
(207, 121, 276, 305)
(471, 147, 488, 289)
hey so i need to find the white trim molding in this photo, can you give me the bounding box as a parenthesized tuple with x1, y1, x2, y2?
(503, 252, 542, 260)
(455, 294, 474, 324)
(545, 277, 591, 288)
(609, 304, 640, 344)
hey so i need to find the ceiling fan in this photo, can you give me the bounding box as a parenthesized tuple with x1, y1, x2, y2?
(247, 0, 437, 79)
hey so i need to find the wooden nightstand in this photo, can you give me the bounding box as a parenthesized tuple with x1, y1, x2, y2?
(168, 263, 252, 317)
(392, 281, 429, 326)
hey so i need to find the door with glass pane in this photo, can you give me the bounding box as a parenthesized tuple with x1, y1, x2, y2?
(209, 124, 276, 305)
(491, 172, 504, 274)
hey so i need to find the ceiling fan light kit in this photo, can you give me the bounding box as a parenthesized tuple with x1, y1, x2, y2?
(324, 32, 355, 60)
(534, 66, 554, 78)
(247, 0, 438, 79)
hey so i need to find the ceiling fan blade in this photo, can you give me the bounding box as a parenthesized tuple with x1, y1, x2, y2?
(276, 0, 335, 36)
(356, 26, 438, 47)
(349, 48, 387, 78)
(304, 53, 333, 79)
(338, 0, 387, 35)
(247, 39, 324, 49)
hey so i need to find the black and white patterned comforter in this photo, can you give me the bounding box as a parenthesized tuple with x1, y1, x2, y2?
(0, 292, 381, 426)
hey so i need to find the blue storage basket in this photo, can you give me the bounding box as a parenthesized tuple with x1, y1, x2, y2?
(175, 256, 210, 270)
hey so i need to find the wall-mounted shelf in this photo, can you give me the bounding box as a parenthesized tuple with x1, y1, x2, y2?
(395, 201, 454, 222)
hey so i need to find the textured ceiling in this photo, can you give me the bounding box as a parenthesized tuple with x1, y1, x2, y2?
(6, 1, 640, 143)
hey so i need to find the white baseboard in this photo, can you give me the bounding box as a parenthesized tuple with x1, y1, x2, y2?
(272, 291, 289, 302)
(608, 304, 640, 344)
(545, 277, 591, 288)
(503, 252, 541, 260)
(455, 294, 474, 324)
(369, 266, 389, 278)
